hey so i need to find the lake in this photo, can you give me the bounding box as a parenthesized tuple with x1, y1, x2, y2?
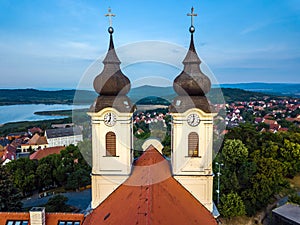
(0, 104, 89, 124)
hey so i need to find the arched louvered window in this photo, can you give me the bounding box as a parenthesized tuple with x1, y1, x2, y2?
(106, 132, 116, 156)
(188, 132, 199, 157)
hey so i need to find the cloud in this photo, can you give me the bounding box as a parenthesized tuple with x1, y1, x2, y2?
(240, 21, 272, 35)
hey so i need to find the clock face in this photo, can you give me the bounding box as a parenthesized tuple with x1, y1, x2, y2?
(104, 112, 117, 126)
(187, 113, 200, 127)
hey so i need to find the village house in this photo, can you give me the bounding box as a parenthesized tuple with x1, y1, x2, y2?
(29, 146, 65, 160)
(45, 127, 83, 147)
(28, 127, 43, 136)
(21, 133, 48, 152)
(1, 144, 17, 165)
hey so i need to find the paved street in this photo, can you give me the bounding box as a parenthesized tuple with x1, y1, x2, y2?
(22, 188, 91, 212)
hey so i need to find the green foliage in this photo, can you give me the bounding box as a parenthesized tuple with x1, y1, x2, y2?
(5, 144, 91, 195)
(222, 139, 248, 165)
(77, 139, 92, 166)
(162, 134, 171, 157)
(0, 89, 95, 106)
(279, 140, 300, 177)
(0, 118, 72, 137)
(219, 192, 246, 218)
(219, 124, 300, 216)
(36, 163, 54, 188)
(288, 193, 300, 205)
(215, 88, 272, 104)
(0, 166, 23, 211)
(45, 195, 72, 212)
(65, 168, 90, 190)
(6, 158, 37, 196)
(136, 96, 170, 105)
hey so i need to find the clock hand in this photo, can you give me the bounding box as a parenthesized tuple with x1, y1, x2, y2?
(192, 114, 195, 124)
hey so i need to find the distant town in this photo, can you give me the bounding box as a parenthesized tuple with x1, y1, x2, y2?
(1, 91, 300, 165)
(0, 88, 300, 225)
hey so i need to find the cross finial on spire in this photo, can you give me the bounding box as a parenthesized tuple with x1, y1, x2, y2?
(187, 7, 197, 27)
(105, 7, 116, 27)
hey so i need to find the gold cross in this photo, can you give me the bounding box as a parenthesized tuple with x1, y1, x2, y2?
(105, 7, 116, 27)
(187, 7, 197, 27)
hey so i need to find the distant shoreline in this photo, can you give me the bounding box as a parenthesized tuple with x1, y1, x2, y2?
(0, 84, 299, 108)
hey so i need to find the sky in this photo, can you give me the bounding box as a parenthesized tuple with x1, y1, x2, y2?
(0, 0, 299, 89)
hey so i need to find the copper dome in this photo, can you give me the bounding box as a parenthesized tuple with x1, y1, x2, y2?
(173, 34, 211, 96)
(93, 33, 131, 96)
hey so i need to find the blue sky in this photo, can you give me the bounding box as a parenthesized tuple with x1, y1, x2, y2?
(0, 0, 299, 89)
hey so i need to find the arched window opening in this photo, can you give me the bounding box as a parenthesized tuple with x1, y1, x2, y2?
(188, 132, 199, 157)
(106, 132, 116, 156)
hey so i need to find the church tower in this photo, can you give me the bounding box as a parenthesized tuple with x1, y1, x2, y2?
(170, 7, 216, 212)
(88, 8, 135, 209)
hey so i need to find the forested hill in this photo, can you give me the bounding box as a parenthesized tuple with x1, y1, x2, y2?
(0, 86, 283, 106)
(0, 89, 96, 105)
(218, 88, 274, 103)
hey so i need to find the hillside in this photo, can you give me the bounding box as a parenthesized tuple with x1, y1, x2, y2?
(220, 82, 300, 97)
(0, 89, 96, 105)
(0, 85, 289, 106)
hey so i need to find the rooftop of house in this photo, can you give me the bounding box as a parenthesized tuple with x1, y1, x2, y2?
(272, 203, 300, 224)
(30, 146, 65, 160)
(45, 127, 82, 139)
(0, 211, 85, 225)
(27, 133, 48, 145)
(83, 146, 217, 225)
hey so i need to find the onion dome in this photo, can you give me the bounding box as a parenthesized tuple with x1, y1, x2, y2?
(93, 27, 131, 96)
(170, 7, 213, 113)
(173, 30, 211, 96)
(90, 8, 134, 113)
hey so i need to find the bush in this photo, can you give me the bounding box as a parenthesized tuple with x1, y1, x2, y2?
(219, 192, 246, 218)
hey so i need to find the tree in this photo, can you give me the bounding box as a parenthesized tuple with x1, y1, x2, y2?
(0, 166, 22, 211)
(77, 139, 92, 166)
(243, 157, 285, 214)
(279, 139, 300, 177)
(65, 168, 90, 190)
(36, 163, 54, 189)
(226, 123, 260, 151)
(288, 193, 300, 205)
(45, 194, 72, 212)
(6, 158, 37, 195)
(222, 139, 248, 166)
(219, 192, 246, 218)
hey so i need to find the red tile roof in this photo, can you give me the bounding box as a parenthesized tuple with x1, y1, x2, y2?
(0, 212, 84, 225)
(83, 146, 217, 225)
(46, 213, 85, 224)
(2, 145, 17, 161)
(30, 146, 65, 160)
(263, 119, 277, 125)
(0, 212, 29, 224)
(28, 134, 48, 145)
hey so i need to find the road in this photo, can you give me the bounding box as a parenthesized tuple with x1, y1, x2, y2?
(22, 188, 91, 212)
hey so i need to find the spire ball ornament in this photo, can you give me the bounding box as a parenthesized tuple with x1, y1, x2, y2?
(189, 26, 195, 33)
(108, 26, 114, 34)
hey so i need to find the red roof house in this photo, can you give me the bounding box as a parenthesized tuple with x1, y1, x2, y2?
(1, 144, 17, 165)
(83, 146, 217, 225)
(0, 209, 84, 225)
(30, 146, 65, 160)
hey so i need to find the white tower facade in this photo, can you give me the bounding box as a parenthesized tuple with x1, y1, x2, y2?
(89, 108, 132, 208)
(171, 108, 216, 212)
(170, 8, 216, 212)
(88, 12, 134, 209)
(89, 108, 133, 209)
